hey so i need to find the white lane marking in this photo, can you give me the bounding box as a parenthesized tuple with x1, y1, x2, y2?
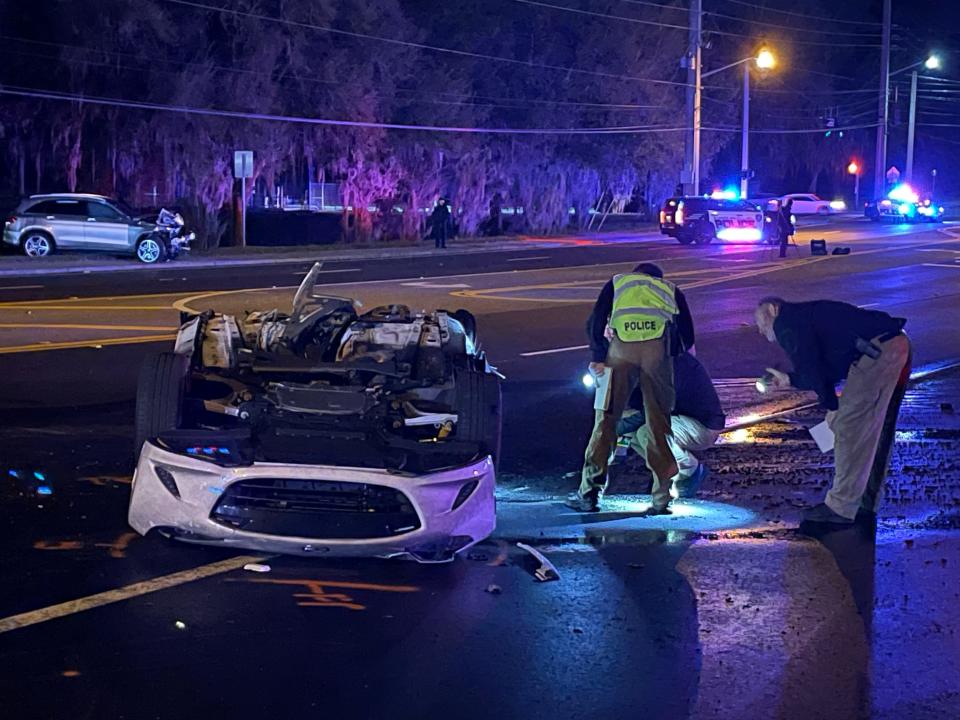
(506, 255, 551, 262)
(916, 248, 960, 254)
(519, 344, 590, 357)
(923, 262, 960, 269)
(0, 285, 43, 290)
(859, 303, 880, 308)
(400, 281, 471, 288)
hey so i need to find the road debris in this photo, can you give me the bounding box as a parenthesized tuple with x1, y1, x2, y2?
(516, 542, 560, 582)
(243, 563, 272, 573)
(485, 584, 502, 595)
(174, 620, 187, 630)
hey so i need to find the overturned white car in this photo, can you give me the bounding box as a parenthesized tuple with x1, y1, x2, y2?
(129, 264, 501, 562)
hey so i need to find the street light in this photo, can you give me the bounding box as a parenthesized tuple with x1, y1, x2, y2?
(906, 55, 942, 183)
(693, 47, 777, 198)
(875, 53, 942, 192)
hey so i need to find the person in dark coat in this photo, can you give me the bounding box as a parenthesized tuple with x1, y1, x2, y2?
(429, 197, 454, 249)
(777, 198, 795, 258)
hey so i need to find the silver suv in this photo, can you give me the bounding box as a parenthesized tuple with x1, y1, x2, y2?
(3, 194, 162, 260)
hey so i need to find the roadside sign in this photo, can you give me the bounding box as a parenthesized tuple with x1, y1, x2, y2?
(886, 166, 900, 184)
(234, 150, 254, 179)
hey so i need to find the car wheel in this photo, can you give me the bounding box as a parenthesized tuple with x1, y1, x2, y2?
(817, 206, 830, 216)
(676, 233, 694, 245)
(693, 222, 714, 245)
(21, 232, 55, 257)
(451, 309, 478, 347)
(134, 352, 190, 456)
(136, 236, 166, 264)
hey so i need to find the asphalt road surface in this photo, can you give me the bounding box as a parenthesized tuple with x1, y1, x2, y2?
(2, 219, 960, 720)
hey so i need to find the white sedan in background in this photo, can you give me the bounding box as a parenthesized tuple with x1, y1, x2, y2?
(779, 193, 846, 215)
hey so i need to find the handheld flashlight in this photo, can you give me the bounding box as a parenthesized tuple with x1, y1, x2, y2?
(582, 373, 596, 389)
(756, 371, 775, 394)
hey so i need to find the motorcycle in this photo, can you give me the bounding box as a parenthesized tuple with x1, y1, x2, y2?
(138, 208, 194, 263)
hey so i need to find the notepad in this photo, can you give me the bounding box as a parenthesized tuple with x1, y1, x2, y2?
(594, 369, 613, 412)
(809, 420, 835, 453)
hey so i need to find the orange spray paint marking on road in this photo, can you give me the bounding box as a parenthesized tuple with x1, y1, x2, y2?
(94, 532, 138, 559)
(33, 540, 83, 551)
(247, 578, 419, 611)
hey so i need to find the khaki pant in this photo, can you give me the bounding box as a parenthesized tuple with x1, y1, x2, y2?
(632, 415, 721, 488)
(826, 334, 912, 519)
(580, 336, 677, 507)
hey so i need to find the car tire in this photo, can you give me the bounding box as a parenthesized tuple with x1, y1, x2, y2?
(134, 352, 190, 456)
(20, 232, 55, 258)
(676, 233, 694, 245)
(693, 222, 715, 245)
(451, 309, 478, 347)
(817, 206, 830, 216)
(136, 235, 167, 264)
(454, 369, 502, 466)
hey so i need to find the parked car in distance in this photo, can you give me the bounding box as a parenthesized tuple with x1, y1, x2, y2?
(3, 193, 171, 262)
(779, 193, 845, 215)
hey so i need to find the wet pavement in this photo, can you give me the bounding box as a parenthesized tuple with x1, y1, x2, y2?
(2, 223, 960, 719)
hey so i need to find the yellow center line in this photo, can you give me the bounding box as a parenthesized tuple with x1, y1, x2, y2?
(0, 334, 176, 355)
(0, 554, 267, 634)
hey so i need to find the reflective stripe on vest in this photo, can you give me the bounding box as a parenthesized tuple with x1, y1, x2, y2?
(610, 273, 679, 342)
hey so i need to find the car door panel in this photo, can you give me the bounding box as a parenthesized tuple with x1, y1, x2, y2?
(84, 201, 133, 249)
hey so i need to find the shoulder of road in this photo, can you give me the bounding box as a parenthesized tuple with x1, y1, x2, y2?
(0, 230, 662, 278)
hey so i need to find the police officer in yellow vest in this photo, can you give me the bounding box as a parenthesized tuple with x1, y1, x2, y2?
(565, 263, 695, 513)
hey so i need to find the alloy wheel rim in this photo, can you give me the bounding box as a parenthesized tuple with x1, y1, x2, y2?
(138, 239, 161, 263)
(25, 236, 50, 256)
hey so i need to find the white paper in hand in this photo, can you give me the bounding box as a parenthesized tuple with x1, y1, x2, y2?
(809, 420, 835, 453)
(594, 369, 613, 412)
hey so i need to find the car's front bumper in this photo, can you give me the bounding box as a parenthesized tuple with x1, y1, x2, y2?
(129, 442, 496, 562)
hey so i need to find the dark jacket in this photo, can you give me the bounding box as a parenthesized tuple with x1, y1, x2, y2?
(773, 300, 906, 410)
(429, 205, 453, 241)
(618, 352, 726, 434)
(586, 278, 695, 362)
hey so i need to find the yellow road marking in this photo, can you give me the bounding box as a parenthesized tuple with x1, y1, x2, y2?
(0, 323, 173, 331)
(0, 554, 266, 634)
(0, 333, 175, 355)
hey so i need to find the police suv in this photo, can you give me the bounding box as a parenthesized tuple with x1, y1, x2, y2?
(671, 196, 765, 245)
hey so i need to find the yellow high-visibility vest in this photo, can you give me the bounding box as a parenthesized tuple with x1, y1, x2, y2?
(610, 273, 679, 342)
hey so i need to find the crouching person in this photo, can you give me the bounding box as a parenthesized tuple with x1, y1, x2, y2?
(617, 351, 725, 498)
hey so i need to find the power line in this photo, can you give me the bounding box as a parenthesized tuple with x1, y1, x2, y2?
(704, 10, 881, 38)
(0, 39, 662, 112)
(505, 0, 689, 30)
(164, 0, 692, 88)
(713, 0, 883, 28)
(0, 84, 879, 136)
(0, 86, 689, 135)
(614, 0, 688, 13)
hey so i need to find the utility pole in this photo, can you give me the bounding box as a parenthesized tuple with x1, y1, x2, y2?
(873, 0, 892, 200)
(683, 0, 702, 196)
(905, 69, 918, 183)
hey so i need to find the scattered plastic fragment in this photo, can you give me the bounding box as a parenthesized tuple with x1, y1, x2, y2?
(174, 620, 187, 630)
(516, 542, 560, 582)
(37, 486, 53, 496)
(485, 584, 502, 595)
(243, 563, 271, 573)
